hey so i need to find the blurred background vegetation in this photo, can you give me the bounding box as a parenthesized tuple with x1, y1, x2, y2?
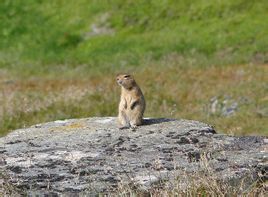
(0, 0, 267, 136)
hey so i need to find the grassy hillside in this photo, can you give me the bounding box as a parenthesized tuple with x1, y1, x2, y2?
(0, 0, 267, 136)
(1, 0, 267, 72)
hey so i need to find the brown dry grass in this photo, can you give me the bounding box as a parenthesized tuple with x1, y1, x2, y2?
(138, 63, 268, 136)
(0, 78, 92, 117)
(0, 62, 267, 136)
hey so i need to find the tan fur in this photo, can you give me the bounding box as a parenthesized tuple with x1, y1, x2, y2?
(116, 74, 146, 129)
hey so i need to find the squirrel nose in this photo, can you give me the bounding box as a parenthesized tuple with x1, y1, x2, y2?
(118, 80, 123, 84)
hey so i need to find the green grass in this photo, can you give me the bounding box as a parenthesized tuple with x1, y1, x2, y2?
(1, 0, 267, 69)
(0, 0, 267, 136)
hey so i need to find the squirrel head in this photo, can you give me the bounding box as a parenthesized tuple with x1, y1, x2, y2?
(116, 74, 136, 89)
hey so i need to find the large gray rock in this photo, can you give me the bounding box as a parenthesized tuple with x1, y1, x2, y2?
(0, 117, 267, 195)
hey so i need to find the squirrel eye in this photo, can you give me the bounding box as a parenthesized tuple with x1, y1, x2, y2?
(124, 75, 130, 78)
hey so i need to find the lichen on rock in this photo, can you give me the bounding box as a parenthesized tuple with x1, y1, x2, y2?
(0, 117, 267, 195)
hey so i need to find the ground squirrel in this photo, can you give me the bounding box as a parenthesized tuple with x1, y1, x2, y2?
(116, 74, 146, 129)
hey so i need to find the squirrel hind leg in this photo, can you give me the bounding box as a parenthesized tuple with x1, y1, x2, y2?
(118, 111, 130, 128)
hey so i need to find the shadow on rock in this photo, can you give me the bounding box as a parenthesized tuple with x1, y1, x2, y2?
(142, 118, 175, 126)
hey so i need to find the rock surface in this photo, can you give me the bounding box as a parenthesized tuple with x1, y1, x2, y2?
(0, 117, 267, 195)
